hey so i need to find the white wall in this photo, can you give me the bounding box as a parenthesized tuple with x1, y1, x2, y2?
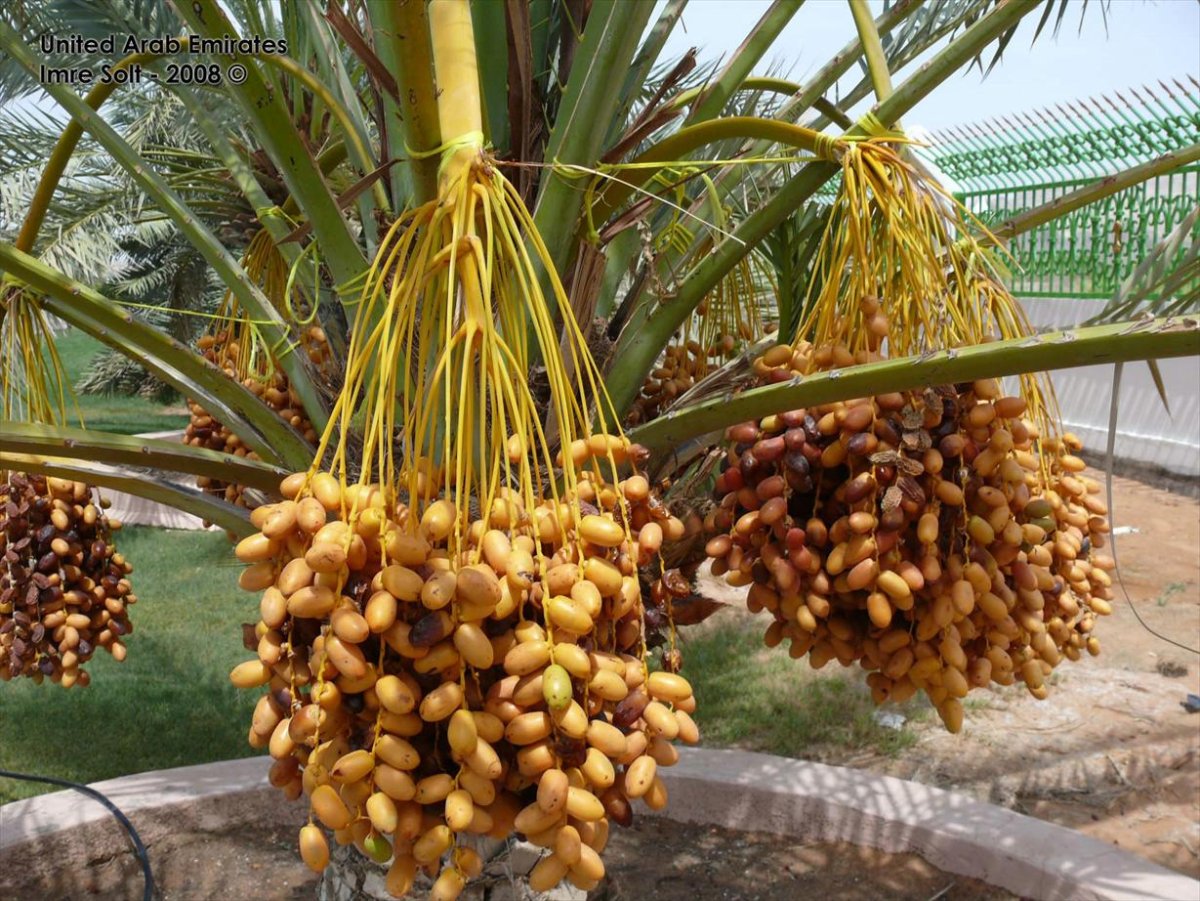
(1010, 299, 1200, 478)
(102, 431, 218, 531)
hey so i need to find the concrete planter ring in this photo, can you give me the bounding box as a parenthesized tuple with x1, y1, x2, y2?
(1, 748, 1195, 900)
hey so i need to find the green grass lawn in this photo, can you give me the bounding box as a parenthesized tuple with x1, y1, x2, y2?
(52, 330, 190, 435)
(0, 527, 259, 803)
(1, 527, 924, 804)
(679, 614, 928, 759)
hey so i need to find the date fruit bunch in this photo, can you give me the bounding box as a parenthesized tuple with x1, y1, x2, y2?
(230, 447, 698, 898)
(628, 254, 767, 426)
(0, 472, 134, 686)
(233, 33, 708, 889)
(697, 127, 1115, 730)
(183, 227, 330, 513)
(185, 325, 327, 510)
(629, 337, 734, 425)
(703, 331, 1114, 733)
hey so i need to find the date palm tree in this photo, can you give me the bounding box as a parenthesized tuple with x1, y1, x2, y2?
(1, 0, 1197, 895)
(1, 0, 1196, 524)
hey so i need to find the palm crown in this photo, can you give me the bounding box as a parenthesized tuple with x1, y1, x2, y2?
(0, 1, 1197, 893)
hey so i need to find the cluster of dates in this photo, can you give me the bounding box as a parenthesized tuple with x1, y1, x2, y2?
(628, 335, 739, 425)
(185, 326, 328, 509)
(0, 473, 134, 686)
(705, 341, 1114, 732)
(230, 434, 699, 898)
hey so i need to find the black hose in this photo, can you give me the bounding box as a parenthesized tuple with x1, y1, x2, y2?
(0, 768, 155, 901)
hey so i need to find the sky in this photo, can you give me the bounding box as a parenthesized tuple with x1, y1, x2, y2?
(657, 0, 1200, 132)
(6, 1, 1198, 135)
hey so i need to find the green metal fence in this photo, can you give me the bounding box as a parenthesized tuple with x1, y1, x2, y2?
(922, 79, 1200, 299)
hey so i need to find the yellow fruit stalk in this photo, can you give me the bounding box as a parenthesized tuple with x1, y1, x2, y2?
(704, 141, 1109, 730)
(226, 2, 698, 895)
(186, 230, 329, 512)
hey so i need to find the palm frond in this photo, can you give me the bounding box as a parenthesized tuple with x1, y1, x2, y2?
(49, 0, 178, 38)
(0, 0, 179, 104)
(0, 4, 62, 103)
(1088, 204, 1200, 325)
(0, 78, 253, 284)
(980, 0, 1109, 76)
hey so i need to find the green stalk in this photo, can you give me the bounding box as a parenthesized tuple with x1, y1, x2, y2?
(605, 0, 1043, 416)
(283, 142, 351, 219)
(590, 116, 829, 225)
(669, 76, 803, 112)
(529, 0, 554, 97)
(814, 96, 854, 129)
(594, 228, 641, 319)
(848, 0, 894, 103)
(370, 0, 442, 206)
(174, 0, 367, 291)
(628, 317, 1200, 458)
(472, 0, 510, 152)
(985, 144, 1200, 245)
(0, 243, 311, 469)
(685, 0, 805, 125)
(0, 20, 329, 437)
(0, 452, 254, 537)
(364, 2, 410, 205)
(616, 0, 689, 127)
(0, 422, 287, 494)
(533, 0, 656, 283)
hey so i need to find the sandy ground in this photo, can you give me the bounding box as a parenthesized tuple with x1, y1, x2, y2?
(599, 819, 1014, 901)
(696, 471, 1200, 879)
(0, 821, 317, 901)
(1, 819, 1014, 901)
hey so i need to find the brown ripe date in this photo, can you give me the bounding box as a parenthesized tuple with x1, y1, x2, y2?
(727, 422, 760, 444)
(704, 363, 1110, 736)
(751, 436, 786, 463)
(845, 473, 876, 504)
(1, 473, 134, 684)
(756, 475, 786, 501)
(759, 497, 788, 527)
(782, 448, 809, 474)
